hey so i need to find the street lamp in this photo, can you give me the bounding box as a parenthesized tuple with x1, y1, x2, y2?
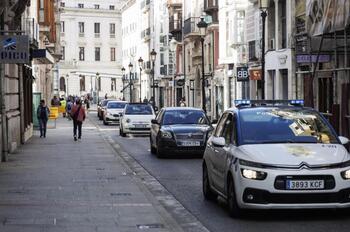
(121, 67, 126, 100)
(138, 57, 143, 103)
(197, 17, 208, 113)
(96, 72, 100, 103)
(169, 37, 177, 107)
(128, 62, 133, 103)
(259, 0, 268, 100)
(150, 49, 157, 109)
(65, 74, 69, 97)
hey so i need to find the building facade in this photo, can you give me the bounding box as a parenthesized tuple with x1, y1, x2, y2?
(58, 0, 124, 102)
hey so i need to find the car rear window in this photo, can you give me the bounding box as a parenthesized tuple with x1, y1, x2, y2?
(108, 102, 126, 109)
(125, 104, 153, 115)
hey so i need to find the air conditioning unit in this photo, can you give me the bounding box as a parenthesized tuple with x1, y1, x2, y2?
(270, 38, 275, 50)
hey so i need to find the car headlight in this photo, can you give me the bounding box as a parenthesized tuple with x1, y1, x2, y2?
(341, 170, 350, 179)
(107, 112, 112, 116)
(126, 118, 131, 123)
(161, 131, 172, 139)
(241, 169, 267, 180)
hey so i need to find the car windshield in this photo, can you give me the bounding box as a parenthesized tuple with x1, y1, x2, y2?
(239, 108, 339, 144)
(102, 100, 109, 107)
(108, 102, 126, 109)
(125, 104, 153, 115)
(163, 110, 209, 125)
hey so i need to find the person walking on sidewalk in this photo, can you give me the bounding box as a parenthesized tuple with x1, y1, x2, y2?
(37, 99, 50, 138)
(70, 99, 86, 141)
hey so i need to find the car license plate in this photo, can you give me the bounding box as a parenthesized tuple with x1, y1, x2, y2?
(134, 124, 147, 128)
(286, 180, 324, 190)
(181, 141, 200, 146)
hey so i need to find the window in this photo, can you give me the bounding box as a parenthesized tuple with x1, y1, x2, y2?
(110, 23, 115, 35)
(78, 22, 84, 34)
(95, 47, 100, 61)
(109, 5, 115, 10)
(61, 21, 65, 33)
(79, 47, 85, 61)
(94, 23, 100, 34)
(94, 4, 100, 9)
(222, 114, 234, 145)
(80, 75, 85, 91)
(110, 48, 116, 61)
(248, 41, 256, 61)
(214, 113, 228, 137)
(78, 3, 84, 8)
(39, 0, 44, 23)
(111, 78, 116, 91)
(60, 77, 65, 91)
(61, 46, 65, 60)
(60, 2, 65, 7)
(281, 0, 287, 48)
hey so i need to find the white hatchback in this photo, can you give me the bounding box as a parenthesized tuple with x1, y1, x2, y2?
(203, 100, 350, 217)
(119, 103, 156, 137)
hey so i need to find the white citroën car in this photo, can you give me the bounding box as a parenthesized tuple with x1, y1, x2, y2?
(203, 100, 350, 217)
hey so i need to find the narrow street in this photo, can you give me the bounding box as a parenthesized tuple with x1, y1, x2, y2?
(90, 113, 350, 232)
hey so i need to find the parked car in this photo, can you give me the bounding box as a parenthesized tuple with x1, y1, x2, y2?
(97, 99, 113, 120)
(119, 103, 156, 137)
(103, 100, 127, 125)
(203, 99, 350, 217)
(150, 107, 213, 158)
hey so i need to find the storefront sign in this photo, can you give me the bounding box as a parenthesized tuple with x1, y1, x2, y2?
(0, 35, 29, 63)
(306, 0, 350, 36)
(249, 69, 262, 81)
(177, 79, 185, 86)
(296, 54, 330, 63)
(236, 67, 249, 82)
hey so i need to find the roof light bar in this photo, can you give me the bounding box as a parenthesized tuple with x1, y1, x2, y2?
(234, 99, 304, 107)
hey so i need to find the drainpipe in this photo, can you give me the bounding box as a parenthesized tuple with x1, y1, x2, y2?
(0, 6, 8, 162)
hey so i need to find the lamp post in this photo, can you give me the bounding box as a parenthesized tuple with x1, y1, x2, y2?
(121, 67, 126, 100)
(190, 80, 194, 107)
(260, 0, 268, 100)
(150, 49, 157, 109)
(65, 74, 69, 97)
(197, 17, 208, 113)
(169, 37, 177, 107)
(96, 72, 100, 103)
(138, 57, 143, 103)
(128, 62, 133, 103)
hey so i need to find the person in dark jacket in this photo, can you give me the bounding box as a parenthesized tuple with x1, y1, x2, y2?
(37, 99, 50, 138)
(70, 99, 86, 141)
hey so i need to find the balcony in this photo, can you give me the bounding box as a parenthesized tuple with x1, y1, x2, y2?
(141, 0, 150, 13)
(169, 18, 182, 33)
(167, 0, 182, 7)
(204, 0, 218, 23)
(141, 28, 151, 41)
(183, 17, 200, 38)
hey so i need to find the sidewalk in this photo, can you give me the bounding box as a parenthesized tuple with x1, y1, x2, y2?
(0, 116, 183, 232)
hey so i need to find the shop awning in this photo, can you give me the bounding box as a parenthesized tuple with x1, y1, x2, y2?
(32, 49, 55, 64)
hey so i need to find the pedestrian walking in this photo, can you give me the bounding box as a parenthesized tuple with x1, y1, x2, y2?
(66, 98, 73, 120)
(179, 97, 187, 107)
(70, 99, 86, 141)
(37, 99, 50, 138)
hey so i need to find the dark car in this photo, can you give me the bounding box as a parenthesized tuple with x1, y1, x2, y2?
(150, 107, 213, 158)
(97, 99, 113, 120)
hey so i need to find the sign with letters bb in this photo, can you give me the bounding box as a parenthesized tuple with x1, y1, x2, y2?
(236, 67, 249, 82)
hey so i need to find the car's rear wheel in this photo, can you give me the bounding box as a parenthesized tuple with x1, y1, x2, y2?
(203, 163, 218, 201)
(227, 175, 242, 218)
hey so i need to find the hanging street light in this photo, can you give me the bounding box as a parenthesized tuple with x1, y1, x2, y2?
(197, 16, 208, 113)
(150, 49, 157, 109)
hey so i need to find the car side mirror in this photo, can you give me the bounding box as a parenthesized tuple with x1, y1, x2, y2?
(151, 119, 159, 124)
(212, 137, 226, 147)
(339, 136, 349, 145)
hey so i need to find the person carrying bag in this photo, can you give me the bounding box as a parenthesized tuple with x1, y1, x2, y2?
(70, 99, 86, 141)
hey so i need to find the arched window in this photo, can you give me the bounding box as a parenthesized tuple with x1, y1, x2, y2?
(60, 76, 65, 91)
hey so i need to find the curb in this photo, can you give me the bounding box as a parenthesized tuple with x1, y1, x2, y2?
(89, 117, 210, 232)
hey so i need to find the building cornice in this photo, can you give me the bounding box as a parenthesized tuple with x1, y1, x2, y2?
(62, 7, 122, 16)
(121, 0, 136, 12)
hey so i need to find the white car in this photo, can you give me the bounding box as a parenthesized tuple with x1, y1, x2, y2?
(119, 103, 156, 137)
(103, 100, 127, 125)
(203, 100, 350, 217)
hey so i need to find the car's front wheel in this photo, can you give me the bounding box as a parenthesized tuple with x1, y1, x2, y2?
(227, 175, 242, 218)
(119, 126, 126, 137)
(203, 163, 218, 201)
(156, 141, 165, 158)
